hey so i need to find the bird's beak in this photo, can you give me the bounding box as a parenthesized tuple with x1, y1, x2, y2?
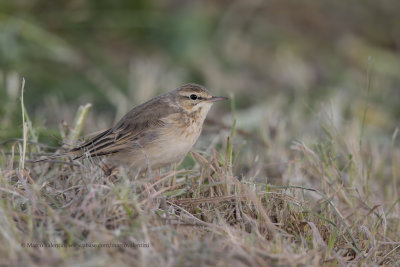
(208, 96, 228, 102)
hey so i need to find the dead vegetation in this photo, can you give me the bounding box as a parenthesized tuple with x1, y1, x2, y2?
(1, 118, 399, 266)
(1, 2, 400, 265)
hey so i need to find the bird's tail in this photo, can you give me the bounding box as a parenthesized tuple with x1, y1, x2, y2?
(30, 150, 80, 163)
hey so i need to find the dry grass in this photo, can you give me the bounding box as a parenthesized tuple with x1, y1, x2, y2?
(1, 106, 399, 266)
(1, 1, 400, 266)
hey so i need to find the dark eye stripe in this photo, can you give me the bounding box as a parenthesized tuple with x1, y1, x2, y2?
(185, 94, 204, 101)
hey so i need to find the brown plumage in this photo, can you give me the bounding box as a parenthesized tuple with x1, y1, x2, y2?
(38, 83, 227, 172)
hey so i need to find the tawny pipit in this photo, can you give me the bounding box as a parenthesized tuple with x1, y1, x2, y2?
(58, 83, 227, 172)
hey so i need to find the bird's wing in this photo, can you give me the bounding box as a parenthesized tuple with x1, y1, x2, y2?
(70, 98, 175, 159)
(70, 118, 161, 159)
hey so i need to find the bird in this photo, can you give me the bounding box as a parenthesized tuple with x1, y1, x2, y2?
(37, 83, 227, 174)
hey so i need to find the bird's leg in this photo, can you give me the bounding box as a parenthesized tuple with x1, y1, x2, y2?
(100, 163, 119, 182)
(101, 163, 113, 176)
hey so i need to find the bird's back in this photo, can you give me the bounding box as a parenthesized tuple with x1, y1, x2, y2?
(70, 93, 179, 161)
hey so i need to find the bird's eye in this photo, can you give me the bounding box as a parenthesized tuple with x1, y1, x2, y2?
(190, 94, 198, 100)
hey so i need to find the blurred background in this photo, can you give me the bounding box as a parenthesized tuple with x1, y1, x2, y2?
(1, 0, 400, 181)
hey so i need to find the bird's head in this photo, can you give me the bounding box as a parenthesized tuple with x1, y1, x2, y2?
(172, 83, 227, 115)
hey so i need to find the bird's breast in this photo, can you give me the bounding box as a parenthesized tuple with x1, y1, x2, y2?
(107, 111, 207, 171)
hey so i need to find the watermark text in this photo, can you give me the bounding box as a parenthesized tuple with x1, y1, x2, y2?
(21, 242, 150, 248)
